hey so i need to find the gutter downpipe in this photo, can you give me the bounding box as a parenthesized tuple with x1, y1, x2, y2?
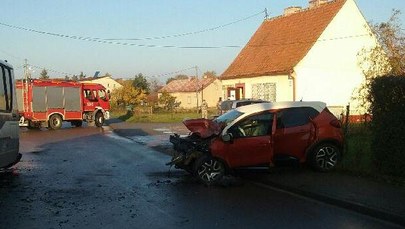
(289, 69, 296, 101)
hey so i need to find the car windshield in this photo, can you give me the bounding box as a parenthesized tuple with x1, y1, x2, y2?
(214, 109, 244, 126)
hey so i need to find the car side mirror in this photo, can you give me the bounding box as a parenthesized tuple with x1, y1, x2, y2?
(222, 133, 233, 142)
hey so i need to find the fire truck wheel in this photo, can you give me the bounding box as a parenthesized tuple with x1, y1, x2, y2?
(48, 114, 63, 130)
(27, 121, 39, 129)
(95, 112, 104, 127)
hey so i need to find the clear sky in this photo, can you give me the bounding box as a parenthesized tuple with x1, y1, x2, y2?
(0, 0, 404, 83)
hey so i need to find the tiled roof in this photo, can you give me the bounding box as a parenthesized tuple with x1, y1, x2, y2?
(159, 77, 217, 93)
(221, 0, 346, 80)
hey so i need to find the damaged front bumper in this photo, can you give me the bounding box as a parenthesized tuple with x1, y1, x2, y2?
(166, 133, 205, 168)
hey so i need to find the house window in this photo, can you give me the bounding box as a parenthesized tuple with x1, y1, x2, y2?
(252, 83, 276, 102)
(187, 96, 191, 104)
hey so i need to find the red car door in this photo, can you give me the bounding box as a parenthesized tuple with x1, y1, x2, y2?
(273, 107, 319, 161)
(216, 112, 275, 168)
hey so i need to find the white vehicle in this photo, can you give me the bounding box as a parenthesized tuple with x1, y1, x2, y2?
(0, 60, 21, 169)
(220, 99, 268, 114)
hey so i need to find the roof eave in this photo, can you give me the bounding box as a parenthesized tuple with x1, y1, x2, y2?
(220, 70, 292, 80)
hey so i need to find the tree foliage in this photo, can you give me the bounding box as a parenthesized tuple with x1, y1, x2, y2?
(79, 71, 86, 80)
(133, 73, 150, 93)
(158, 91, 180, 111)
(357, 10, 405, 111)
(39, 69, 49, 79)
(110, 80, 147, 106)
(369, 75, 405, 177)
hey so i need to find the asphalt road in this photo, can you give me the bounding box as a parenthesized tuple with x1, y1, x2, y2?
(0, 124, 401, 229)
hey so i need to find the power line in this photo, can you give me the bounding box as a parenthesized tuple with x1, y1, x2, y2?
(0, 50, 75, 76)
(0, 10, 265, 49)
(248, 34, 371, 47)
(102, 10, 265, 41)
(0, 48, 23, 62)
(0, 50, 69, 76)
(149, 67, 196, 78)
(0, 21, 242, 49)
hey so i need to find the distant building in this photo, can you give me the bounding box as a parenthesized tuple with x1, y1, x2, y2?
(81, 76, 122, 94)
(158, 77, 222, 109)
(220, 0, 378, 115)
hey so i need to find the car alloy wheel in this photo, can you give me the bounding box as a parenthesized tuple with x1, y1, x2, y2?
(195, 157, 225, 185)
(314, 144, 339, 170)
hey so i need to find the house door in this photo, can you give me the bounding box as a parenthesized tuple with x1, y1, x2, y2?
(228, 89, 236, 100)
(227, 87, 243, 100)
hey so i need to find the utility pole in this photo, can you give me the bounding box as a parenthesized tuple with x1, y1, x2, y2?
(197, 66, 203, 106)
(23, 59, 31, 81)
(23, 59, 30, 113)
(195, 66, 199, 114)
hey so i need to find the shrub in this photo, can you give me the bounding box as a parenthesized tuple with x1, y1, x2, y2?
(370, 75, 405, 177)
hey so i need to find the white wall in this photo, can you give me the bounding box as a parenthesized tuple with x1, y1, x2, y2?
(295, 0, 377, 113)
(221, 75, 293, 101)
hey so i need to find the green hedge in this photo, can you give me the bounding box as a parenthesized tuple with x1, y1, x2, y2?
(370, 75, 405, 177)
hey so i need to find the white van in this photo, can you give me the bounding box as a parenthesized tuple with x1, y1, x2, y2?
(0, 60, 21, 169)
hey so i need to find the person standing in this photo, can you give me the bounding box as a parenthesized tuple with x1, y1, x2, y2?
(216, 97, 222, 115)
(201, 99, 208, 119)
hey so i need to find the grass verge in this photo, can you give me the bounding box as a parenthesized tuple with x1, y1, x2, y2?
(338, 124, 405, 186)
(111, 109, 217, 123)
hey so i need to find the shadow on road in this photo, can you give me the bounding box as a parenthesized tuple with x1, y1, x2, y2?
(105, 118, 125, 125)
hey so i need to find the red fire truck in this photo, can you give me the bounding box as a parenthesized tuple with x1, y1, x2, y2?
(16, 79, 110, 130)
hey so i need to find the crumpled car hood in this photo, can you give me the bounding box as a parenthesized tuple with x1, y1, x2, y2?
(183, 118, 223, 138)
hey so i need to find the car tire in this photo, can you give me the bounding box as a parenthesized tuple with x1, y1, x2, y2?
(194, 156, 225, 185)
(309, 143, 341, 172)
(48, 114, 63, 130)
(95, 112, 104, 127)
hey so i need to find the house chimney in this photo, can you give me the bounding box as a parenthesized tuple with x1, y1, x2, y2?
(309, 0, 329, 8)
(284, 6, 302, 16)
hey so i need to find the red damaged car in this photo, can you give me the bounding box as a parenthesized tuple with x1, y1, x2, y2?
(168, 101, 344, 185)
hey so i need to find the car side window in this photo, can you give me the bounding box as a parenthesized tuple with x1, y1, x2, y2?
(0, 65, 12, 112)
(229, 112, 273, 138)
(276, 107, 319, 129)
